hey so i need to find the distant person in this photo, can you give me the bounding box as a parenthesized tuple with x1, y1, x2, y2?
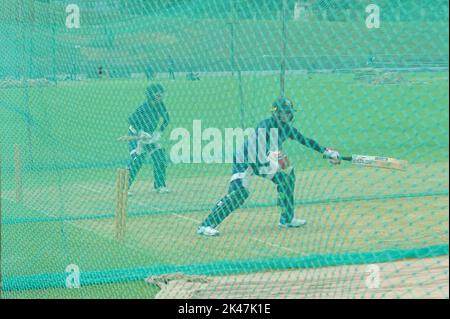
(145, 65, 155, 80)
(366, 54, 376, 67)
(98, 65, 109, 79)
(168, 56, 175, 80)
(186, 70, 200, 81)
(71, 63, 77, 80)
(125, 84, 170, 194)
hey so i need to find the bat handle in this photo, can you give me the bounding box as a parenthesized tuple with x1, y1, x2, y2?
(339, 156, 352, 162)
(323, 154, 352, 162)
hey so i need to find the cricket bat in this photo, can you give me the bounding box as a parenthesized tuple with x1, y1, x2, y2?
(118, 135, 143, 142)
(118, 131, 160, 144)
(325, 154, 408, 171)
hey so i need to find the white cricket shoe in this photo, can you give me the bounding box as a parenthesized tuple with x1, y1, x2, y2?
(278, 218, 307, 228)
(155, 187, 170, 194)
(196, 226, 219, 237)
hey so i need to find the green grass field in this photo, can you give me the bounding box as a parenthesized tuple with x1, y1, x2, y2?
(1, 72, 449, 298)
(1, 72, 448, 169)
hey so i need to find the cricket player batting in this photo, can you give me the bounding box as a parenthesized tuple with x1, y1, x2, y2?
(126, 83, 170, 194)
(197, 96, 341, 236)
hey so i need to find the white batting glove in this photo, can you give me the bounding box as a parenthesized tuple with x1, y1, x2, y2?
(138, 131, 161, 144)
(138, 131, 151, 142)
(324, 148, 341, 165)
(266, 151, 281, 173)
(151, 131, 161, 143)
(135, 141, 144, 156)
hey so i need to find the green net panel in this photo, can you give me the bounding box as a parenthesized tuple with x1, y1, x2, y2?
(0, 0, 448, 299)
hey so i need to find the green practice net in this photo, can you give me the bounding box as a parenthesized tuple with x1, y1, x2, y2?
(0, 0, 448, 299)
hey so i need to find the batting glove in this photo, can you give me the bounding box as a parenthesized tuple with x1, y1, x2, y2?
(323, 148, 341, 165)
(151, 131, 161, 142)
(139, 131, 161, 145)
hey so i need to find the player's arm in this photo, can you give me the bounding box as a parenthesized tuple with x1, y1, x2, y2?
(290, 127, 341, 164)
(158, 102, 170, 133)
(290, 127, 325, 153)
(143, 102, 170, 143)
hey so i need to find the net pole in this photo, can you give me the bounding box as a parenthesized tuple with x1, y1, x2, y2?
(51, 22, 57, 84)
(231, 0, 246, 128)
(230, 0, 236, 76)
(280, 0, 287, 97)
(14, 144, 23, 204)
(237, 70, 246, 128)
(19, 0, 35, 166)
(115, 169, 129, 242)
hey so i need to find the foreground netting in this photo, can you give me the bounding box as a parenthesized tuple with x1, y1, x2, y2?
(0, 0, 448, 298)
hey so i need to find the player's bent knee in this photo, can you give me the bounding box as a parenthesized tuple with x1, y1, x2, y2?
(236, 187, 250, 201)
(226, 187, 249, 210)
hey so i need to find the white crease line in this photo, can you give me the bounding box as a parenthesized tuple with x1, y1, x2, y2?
(171, 213, 202, 224)
(250, 237, 298, 254)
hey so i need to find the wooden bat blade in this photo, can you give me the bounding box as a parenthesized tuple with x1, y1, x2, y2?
(350, 155, 408, 171)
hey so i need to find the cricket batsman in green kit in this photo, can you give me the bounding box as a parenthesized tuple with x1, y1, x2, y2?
(197, 96, 341, 236)
(126, 84, 170, 194)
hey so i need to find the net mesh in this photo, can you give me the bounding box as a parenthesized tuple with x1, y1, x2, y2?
(0, 0, 448, 298)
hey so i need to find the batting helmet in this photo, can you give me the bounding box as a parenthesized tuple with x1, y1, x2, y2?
(272, 96, 295, 123)
(146, 83, 165, 102)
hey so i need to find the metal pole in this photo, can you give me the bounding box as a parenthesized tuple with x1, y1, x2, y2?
(14, 145, 23, 204)
(231, 0, 246, 128)
(20, 0, 35, 166)
(280, 0, 287, 97)
(52, 23, 57, 83)
(230, 0, 236, 76)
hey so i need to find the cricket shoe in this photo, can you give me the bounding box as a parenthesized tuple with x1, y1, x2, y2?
(196, 226, 219, 237)
(154, 187, 170, 194)
(278, 218, 307, 228)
